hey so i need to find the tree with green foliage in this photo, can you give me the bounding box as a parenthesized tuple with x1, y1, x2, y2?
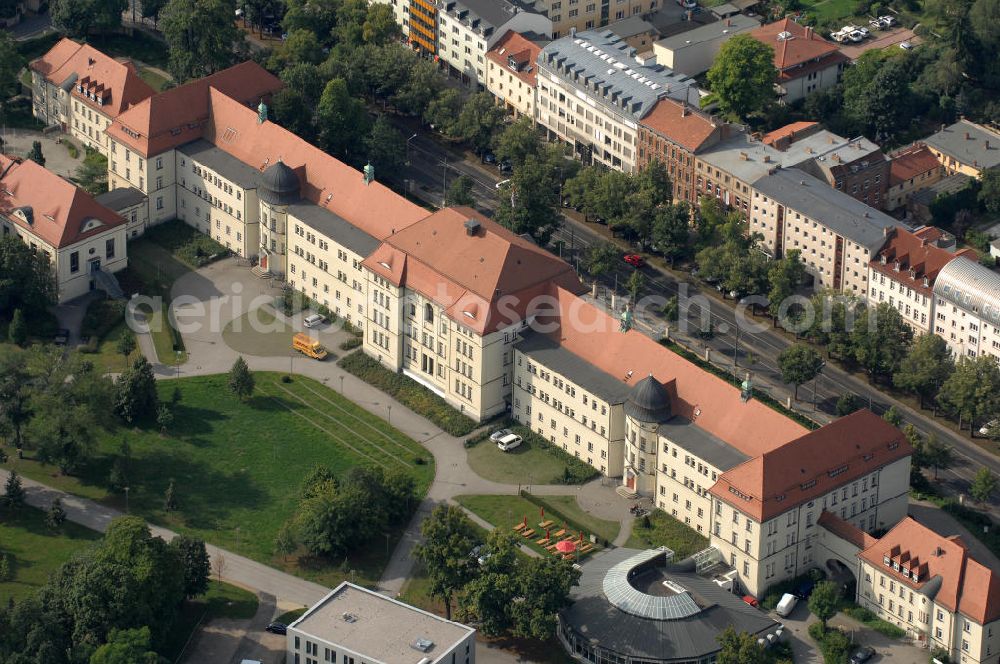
(74, 148, 110, 196)
(3, 470, 25, 508)
(413, 505, 483, 620)
(271, 88, 315, 142)
(115, 356, 160, 423)
(663, 295, 679, 327)
(494, 154, 561, 245)
(89, 626, 163, 664)
(460, 529, 519, 636)
(493, 116, 541, 168)
(0, 30, 24, 111)
(836, 393, 863, 416)
(937, 355, 1000, 431)
(169, 535, 210, 598)
(767, 250, 805, 323)
(452, 92, 506, 154)
(282, 0, 338, 39)
(979, 167, 1000, 214)
(26, 141, 44, 167)
(365, 115, 406, 176)
(117, 330, 136, 371)
(882, 405, 902, 428)
(804, 292, 856, 360)
(228, 356, 255, 402)
(851, 303, 913, 383)
(446, 175, 476, 206)
(0, 552, 11, 582)
(362, 2, 400, 44)
(0, 354, 31, 454)
(808, 580, 840, 628)
(46, 497, 68, 529)
(164, 479, 177, 512)
(424, 88, 464, 135)
(627, 270, 645, 303)
(651, 203, 691, 262)
(156, 404, 173, 433)
(508, 555, 581, 640)
(392, 58, 444, 117)
(970, 467, 998, 504)
(280, 63, 325, 106)
(705, 35, 776, 119)
(269, 28, 324, 71)
(8, 308, 26, 346)
(51, 0, 127, 37)
(140, 0, 169, 26)
(894, 334, 955, 409)
(584, 241, 620, 279)
(275, 521, 297, 561)
(716, 626, 767, 664)
(922, 434, 954, 480)
(161, 0, 246, 81)
(778, 344, 824, 400)
(317, 78, 370, 160)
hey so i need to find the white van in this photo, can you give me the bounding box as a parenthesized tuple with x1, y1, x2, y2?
(303, 313, 326, 328)
(776, 593, 798, 617)
(496, 433, 523, 452)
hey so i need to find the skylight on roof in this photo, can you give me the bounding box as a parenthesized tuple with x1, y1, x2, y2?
(463, 311, 476, 319)
(379, 261, 391, 269)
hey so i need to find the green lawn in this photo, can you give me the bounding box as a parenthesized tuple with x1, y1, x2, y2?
(1, 373, 434, 588)
(138, 67, 171, 92)
(455, 494, 619, 555)
(164, 580, 260, 663)
(803, 0, 859, 23)
(466, 424, 598, 486)
(625, 510, 710, 561)
(0, 505, 102, 602)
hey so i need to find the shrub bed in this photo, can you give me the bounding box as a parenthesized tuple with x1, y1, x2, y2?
(841, 603, 906, 638)
(81, 298, 126, 340)
(143, 219, 227, 268)
(761, 568, 825, 610)
(808, 623, 852, 664)
(339, 337, 362, 351)
(337, 352, 477, 436)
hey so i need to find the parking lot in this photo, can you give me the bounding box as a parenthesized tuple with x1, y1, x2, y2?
(839, 26, 920, 60)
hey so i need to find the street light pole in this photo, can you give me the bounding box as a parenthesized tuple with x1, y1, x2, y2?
(387, 404, 392, 425)
(124, 486, 130, 514)
(405, 133, 418, 165)
(441, 159, 448, 206)
(339, 375, 344, 394)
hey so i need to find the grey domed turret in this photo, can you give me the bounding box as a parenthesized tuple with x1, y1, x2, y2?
(257, 160, 300, 205)
(624, 374, 671, 423)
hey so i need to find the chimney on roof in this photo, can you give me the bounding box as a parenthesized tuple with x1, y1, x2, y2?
(726, 18, 731, 26)
(681, 104, 689, 117)
(763, 155, 770, 163)
(464, 218, 482, 236)
(964, 131, 971, 140)
(805, 26, 813, 38)
(739, 151, 748, 161)
(832, 153, 841, 163)
(987, 140, 992, 150)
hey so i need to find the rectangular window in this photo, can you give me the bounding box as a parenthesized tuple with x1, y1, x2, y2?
(70, 251, 79, 273)
(106, 239, 115, 259)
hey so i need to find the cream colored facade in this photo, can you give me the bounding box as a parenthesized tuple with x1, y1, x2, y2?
(0, 214, 127, 303)
(532, 0, 654, 38)
(932, 294, 1000, 363)
(867, 264, 934, 335)
(932, 258, 1000, 362)
(711, 456, 911, 598)
(486, 58, 536, 119)
(858, 563, 1000, 662)
(651, 433, 724, 537)
(31, 71, 116, 155)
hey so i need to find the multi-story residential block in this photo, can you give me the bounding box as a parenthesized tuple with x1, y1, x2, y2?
(436, 0, 551, 89)
(512, 285, 911, 597)
(651, 13, 760, 76)
(287, 582, 476, 664)
(530, 0, 655, 38)
(0, 155, 127, 303)
(818, 514, 1000, 663)
(372, 0, 440, 54)
(749, 168, 897, 296)
(485, 30, 545, 119)
(29, 38, 154, 155)
(747, 18, 848, 103)
(536, 30, 700, 173)
(885, 145, 946, 213)
(362, 208, 584, 422)
(932, 257, 1000, 362)
(867, 226, 975, 336)
(636, 98, 736, 203)
(923, 119, 1000, 178)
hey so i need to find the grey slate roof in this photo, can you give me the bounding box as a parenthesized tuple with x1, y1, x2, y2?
(178, 139, 262, 189)
(286, 201, 380, 257)
(537, 30, 700, 119)
(753, 168, 897, 251)
(515, 333, 633, 405)
(923, 120, 1000, 171)
(625, 375, 672, 423)
(562, 548, 780, 662)
(655, 13, 759, 50)
(606, 15, 657, 39)
(95, 187, 146, 211)
(658, 416, 748, 471)
(441, 0, 530, 33)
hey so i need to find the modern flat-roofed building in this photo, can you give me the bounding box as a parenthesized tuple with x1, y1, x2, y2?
(536, 30, 701, 173)
(932, 256, 1000, 362)
(287, 582, 476, 664)
(750, 168, 897, 295)
(651, 13, 760, 76)
(923, 120, 1000, 178)
(29, 38, 155, 155)
(747, 18, 848, 103)
(436, 0, 551, 89)
(485, 30, 546, 119)
(605, 15, 660, 54)
(0, 155, 127, 303)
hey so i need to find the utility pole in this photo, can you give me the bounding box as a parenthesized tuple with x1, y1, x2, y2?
(734, 323, 740, 368)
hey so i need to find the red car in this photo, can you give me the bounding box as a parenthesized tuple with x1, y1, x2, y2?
(623, 254, 644, 268)
(742, 595, 760, 608)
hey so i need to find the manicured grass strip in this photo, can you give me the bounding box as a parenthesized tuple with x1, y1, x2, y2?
(1, 373, 432, 588)
(338, 351, 478, 436)
(522, 493, 620, 544)
(0, 506, 102, 602)
(162, 580, 259, 663)
(467, 422, 599, 485)
(274, 608, 307, 625)
(624, 509, 709, 560)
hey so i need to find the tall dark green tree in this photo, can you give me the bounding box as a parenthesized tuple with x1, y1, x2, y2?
(850, 303, 913, 383)
(0, 235, 57, 315)
(114, 356, 160, 424)
(413, 505, 483, 620)
(3, 470, 25, 508)
(8, 308, 27, 346)
(716, 626, 767, 664)
(494, 154, 561, 245)
(169, 535, 211, 599)
(51, 0, 127, 37)
(161, 0, 246, 81)
(778, 344, 824, 400)
(937, 355, 1000, 431)
(317, 78, 370, 160)
(365, 115, 406, 176)
(445, 175, 476, 206)
(705, 35, 776, 119)
(894, 334, 955, 408)
(228, 356, 255, 401)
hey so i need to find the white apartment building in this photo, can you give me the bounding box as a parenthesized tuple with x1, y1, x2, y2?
(932, 257, 1000, 362)
(29, 38, 154, 155)
(750, 168, 897, 297)
(287, 582, 476, 664)
(485, 30, 545, 119)
(436, 0, 551, 89)
(651, 14, 760, 77)
(536, 30, 700, 173)
(0, 155, 127, 303)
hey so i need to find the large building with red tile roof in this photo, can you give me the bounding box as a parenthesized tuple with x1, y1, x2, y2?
(866, 226, 977, 336)
(485, 30, 545, 120)
(30, 38, 155, 155)
(512, 285, 911, 597)
(0, 155, 127, 302)
(748, 19, 848, 103)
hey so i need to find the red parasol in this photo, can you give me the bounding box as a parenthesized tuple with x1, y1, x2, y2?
(540, 507, 545, 518)
(522, 515, 527, 526)
(579, 531, 584, 542)
(546, 529, 550, 540)
(556, 540, 577, 553)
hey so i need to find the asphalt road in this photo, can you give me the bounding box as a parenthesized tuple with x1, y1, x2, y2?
(397, 128, 1000, 522)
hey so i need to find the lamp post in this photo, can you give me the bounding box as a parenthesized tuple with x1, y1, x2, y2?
(387, 403, 392, 425)
(124, 486, 130, 514)
(405, 133, 418, 165)
(441, 159, 448, 207)
(175, 350, 182, 378)
(339, 375, 344, 394)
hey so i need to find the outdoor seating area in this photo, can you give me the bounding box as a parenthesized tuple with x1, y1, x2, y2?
(513, 509, 598, 560)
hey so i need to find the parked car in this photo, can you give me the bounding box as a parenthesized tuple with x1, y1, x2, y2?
(498, 159, 513, 173)
(624, 254, 644, 268)
(899, 40, 913, 50)
(741, 595, 760, 608)
(775, 593, 798, 617)
(265, 622, 287, 634)
(795, 579, 816, 599)
(54, 329, 70, 346)
(878, 15, 896, 27)
(869, 19, 883, 29)
(847, 30, 866, 42)
(483, 152, 497, 165)
(979, 419, 998, 435)
(496, 178, 511, 190)
(303, 313, 326, 328)
(489, 428, 513, 443)
(849, 645, 875, 664)
(496, 433, 523, 452)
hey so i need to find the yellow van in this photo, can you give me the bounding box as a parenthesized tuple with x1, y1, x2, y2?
(292, 332, 328, 360)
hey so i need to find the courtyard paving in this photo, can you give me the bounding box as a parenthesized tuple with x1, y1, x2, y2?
(2, 128, 83, 179)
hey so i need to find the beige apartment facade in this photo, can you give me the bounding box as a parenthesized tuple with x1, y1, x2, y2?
(932, 257, 1000, 362)
(485, 31, 542, 119)
(923, 120, 1000, 178)
(532, 0, 655, 38)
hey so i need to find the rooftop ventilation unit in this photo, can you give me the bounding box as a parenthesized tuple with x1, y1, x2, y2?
(412, 638, 435, 653)
(341, 613, 357, 623)
(464, 219, 482, 235)
(777, 31, 794, 41)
